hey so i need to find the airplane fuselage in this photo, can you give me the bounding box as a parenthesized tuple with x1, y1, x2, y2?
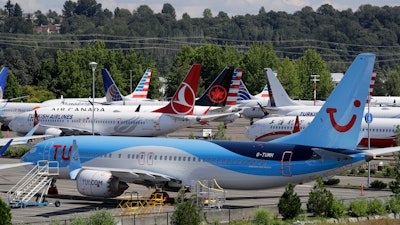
(9, 105, 195, 137)
(21, 136, 367, 190)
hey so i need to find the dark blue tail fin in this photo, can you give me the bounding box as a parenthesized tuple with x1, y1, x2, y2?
(0, 67, 9, 100)
(101, 68, 124, 102)
(195, 67, 234, 106)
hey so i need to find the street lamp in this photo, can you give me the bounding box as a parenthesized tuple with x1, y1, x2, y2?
(89, 62, 97, 135)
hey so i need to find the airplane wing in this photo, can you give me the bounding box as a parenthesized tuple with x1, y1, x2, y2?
(0, 162, 33, 170)
(83, 166, 180, 184)
(39, 124, 100, 136)
(364, 146, 400, 158)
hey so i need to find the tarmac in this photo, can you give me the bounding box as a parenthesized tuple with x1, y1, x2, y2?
(0, 117, 398, 224)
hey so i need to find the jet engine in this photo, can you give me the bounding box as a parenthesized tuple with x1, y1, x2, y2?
(44, 128, 63, 136)
(76, 170, 129, 197)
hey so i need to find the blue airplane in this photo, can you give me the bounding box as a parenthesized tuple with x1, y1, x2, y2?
(20, 53, 397, 198)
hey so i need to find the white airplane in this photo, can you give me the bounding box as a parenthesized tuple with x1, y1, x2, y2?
(264, 67, 400, 118)
(244, 115, 400, 148)
(103, 66, 243, 125)
(0, 68, 153, 131)
(9, 64, 235, 137)
(19, 53, 400, 199)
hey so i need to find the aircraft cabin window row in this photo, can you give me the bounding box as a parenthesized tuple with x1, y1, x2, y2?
(27, 118, 145, 125)
(86, 152, 268, 167)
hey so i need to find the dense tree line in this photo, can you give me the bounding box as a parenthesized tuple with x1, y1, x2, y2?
(0, 0, 399, 101)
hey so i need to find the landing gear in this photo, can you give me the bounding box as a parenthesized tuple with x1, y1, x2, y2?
(48, 178, 58, 195)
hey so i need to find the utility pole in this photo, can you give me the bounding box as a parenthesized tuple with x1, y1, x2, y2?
(310, 74, 320, 106)
(129, 70, 133, 93)
(89, 62, 97, 135)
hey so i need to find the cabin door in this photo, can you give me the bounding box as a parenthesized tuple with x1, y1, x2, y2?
(280, 151, 293, 176)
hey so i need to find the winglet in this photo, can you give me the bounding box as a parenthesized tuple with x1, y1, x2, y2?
(33, 110, 39, 126)
(101, 68, 124, 102)
(271, 53, 376, 149)
(127, 68, 152, 99)
(0, 67, 8, 100)
(153, 64, 201, 115)
(0, 139, 13, 157)
(68, 140, 82, 180)
(195, 66, 234, 106)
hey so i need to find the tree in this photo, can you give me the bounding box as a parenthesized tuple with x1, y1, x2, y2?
(0, 197, 12, 225)
(170, 188, 202, 225)
(161, 3, 176, 20)
(278, 183, 301, 220)
(203, 8, 212, 18)
(4, 0, 13, 17)
(62, 0, 77, 17)
(306, 177, 334, 216)
(13, 3, 22, 17)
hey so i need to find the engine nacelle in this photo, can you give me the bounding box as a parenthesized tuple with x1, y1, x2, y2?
(44, 128, 62, 137)
(76, 170, 129, 197)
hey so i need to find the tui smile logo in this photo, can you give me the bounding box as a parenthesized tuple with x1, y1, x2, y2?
(207, 85, 227, 104)
(326, 100, 361, 132)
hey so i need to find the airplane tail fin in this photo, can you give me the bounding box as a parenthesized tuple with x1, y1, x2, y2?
(265, 68, 303, 107)
(237, 80, 254, 101)
(0, 67, 9, 100)
(225, 68, 243, 106)
(271, 53, 376, 149)
(101, 68, 124, 102)
(195, 67, 234, 106)
(0, 139, 12, 156)
(153, 64, 201, 115)
(126, 68, 152, 99)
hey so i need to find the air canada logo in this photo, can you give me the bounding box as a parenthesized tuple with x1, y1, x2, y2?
(207, 85, 227, 104)
(326, 100, 360, 132)
(171, 82, 195, 114)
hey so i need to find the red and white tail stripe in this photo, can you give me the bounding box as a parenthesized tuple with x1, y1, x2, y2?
(366, 69, 377, 103)
(226, 68, 242, 106)
(130, 68, 152, 99)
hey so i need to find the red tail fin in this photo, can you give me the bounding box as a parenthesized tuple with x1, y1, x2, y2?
(153, 64, 201, 115)
(34, 110, 39, 126)
(292, 115, 300, 133)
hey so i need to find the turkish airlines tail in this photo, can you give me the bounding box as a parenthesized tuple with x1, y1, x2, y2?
(152, 64, 201, 115)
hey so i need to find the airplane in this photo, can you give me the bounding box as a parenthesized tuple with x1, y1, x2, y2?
(244, 115, 400, 147)
(19, 53, 400, 199)
(0, 68, 154, 131)
(101, 66, 243, 125)
(0, 67, 8, 101)
(9, 64, 204, 137)
(264, 67, 400, 119)
(10, 65, 239, 137)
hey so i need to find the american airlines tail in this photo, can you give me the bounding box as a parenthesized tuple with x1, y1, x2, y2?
(126, 68, 152, 99)
(0, 67, 9, 100)
(195, 66, 234, 106)
(226, 68, 242, 106)
(152, 64, 201, 115)
(271, 53, 376, 149)
(101, 68, 124, 102)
